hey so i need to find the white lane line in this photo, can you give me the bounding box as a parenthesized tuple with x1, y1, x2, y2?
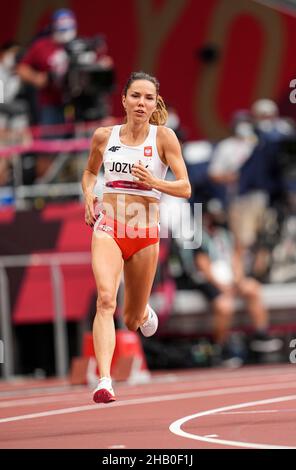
(0, 379, 296, 424)
(0, 385, 87, 399)
(169, 395, 296, 449)
(0, 364, 293, 398)
(171, 366, 296, 382)
(219, 410, 279, 414)
(220, 408, 296, 415)
(108, 445, 126, 449)
(123, 373, 296, 397)
(0, 394, 89, 408)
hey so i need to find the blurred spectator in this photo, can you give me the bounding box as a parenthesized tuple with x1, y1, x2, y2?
(0, 42, 21, 106)
(208, 107, 287, 251)
(269, 207, 296, 283)
(166, 104, 187, 143)
(17, 9, 77, 127)
(16, 10, 76, 185)
(192, 200, 283, 366)
(208, 110, 258, 204)
(17, 8, 114, 184)
(17, 8, 114, 128)
(231, 100, 296, 251)
(208, 111, 264, 249)
(251, 98, 295, 141)
(0, 41, 30, 202)
(0, 41, 30, 144)
(183, 139, 225, 209)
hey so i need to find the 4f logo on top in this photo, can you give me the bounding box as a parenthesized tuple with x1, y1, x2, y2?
(108, 146, 121, 152)
(144, 146, 152, 157)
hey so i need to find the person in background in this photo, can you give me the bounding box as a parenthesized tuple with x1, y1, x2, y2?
(0, 41, 30, 198)
(166, 104, 187, 143)
(208, 112, 266, 259)
(251, 98, 294, 142)
(17, 8, 77, 127)
(193, 199, 283, 366)
(208, 111, 257, 194)
(0, 41, 29, 144)
(208, 107, 284, 254)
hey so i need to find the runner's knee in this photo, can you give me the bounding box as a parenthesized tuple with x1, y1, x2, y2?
(96, 292, 116, 316)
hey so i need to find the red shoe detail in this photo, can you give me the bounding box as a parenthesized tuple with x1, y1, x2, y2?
(93, 388, 116, 404)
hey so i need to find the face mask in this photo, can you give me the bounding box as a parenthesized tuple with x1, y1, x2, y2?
(53, 28, 76, 44)
(256, 119, 274, 132)
(2, 53, 15, 70)
(234, 122, 254, 138)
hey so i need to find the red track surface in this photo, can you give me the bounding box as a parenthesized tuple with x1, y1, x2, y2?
(0, 364, 296, 449)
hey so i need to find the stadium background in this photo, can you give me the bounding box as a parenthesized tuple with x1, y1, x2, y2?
(2, 0, 296, 140)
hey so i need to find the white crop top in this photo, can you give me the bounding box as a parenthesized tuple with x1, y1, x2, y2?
(101, 124, 168, 200)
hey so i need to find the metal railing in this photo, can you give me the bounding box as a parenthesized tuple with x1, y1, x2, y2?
(0, 252, 91, 380)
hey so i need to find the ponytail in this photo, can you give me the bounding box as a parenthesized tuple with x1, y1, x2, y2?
(149, 95, 168, 126)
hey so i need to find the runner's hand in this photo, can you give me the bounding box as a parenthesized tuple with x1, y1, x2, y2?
(84, 193, 98, 227)
(132, 161, 155, 187)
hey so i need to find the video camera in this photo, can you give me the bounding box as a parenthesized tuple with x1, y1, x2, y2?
(64, 35, 115, 120)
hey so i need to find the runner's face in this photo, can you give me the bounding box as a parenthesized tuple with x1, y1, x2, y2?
(122, 80, 157, 122)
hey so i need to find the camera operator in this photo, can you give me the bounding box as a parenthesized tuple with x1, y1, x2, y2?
(65, 35, 114, 122)
(17, 8, 77, 128)
(18, 8, 115, 130)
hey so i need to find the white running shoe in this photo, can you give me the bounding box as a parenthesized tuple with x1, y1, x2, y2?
(93, 377, 116, 404)
(140, 305, 158, 337)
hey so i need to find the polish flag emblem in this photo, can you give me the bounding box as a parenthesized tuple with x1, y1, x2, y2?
(144, 146, 152, 157)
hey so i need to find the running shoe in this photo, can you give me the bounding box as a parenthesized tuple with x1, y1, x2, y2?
(249, 332, 283, 353)
(140, 305, 158, 337)
(219, 342, 244, 369)
(93, 377, 116, 404)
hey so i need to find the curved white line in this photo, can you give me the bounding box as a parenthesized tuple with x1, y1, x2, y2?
(169, 394, 296, 449)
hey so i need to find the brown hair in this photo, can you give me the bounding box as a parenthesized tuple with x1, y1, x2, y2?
(123, 71, 168, 126)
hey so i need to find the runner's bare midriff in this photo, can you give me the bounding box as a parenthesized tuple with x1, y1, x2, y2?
(102, 193, 159, 228)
